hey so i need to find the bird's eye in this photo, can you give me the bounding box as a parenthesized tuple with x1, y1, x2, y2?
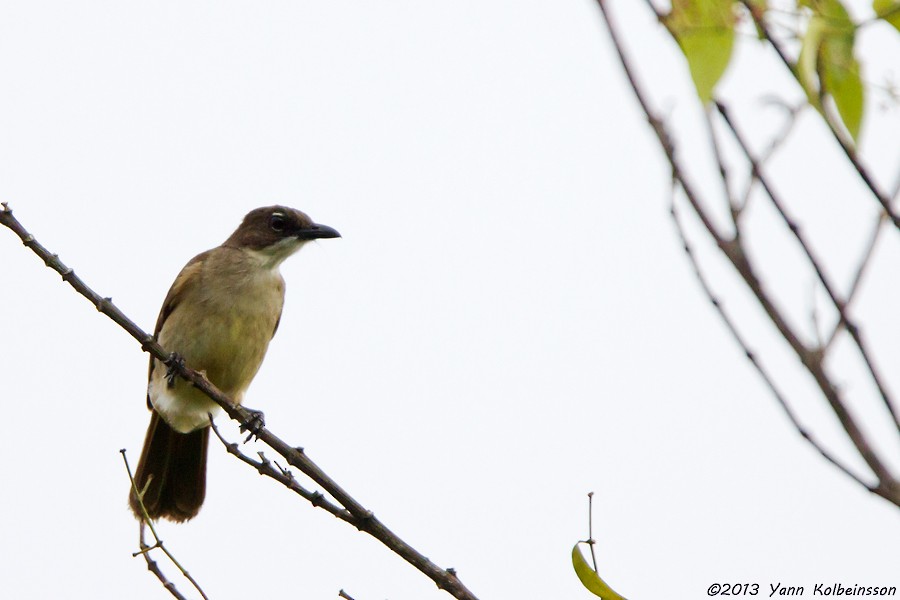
(269, 214, 286, 232)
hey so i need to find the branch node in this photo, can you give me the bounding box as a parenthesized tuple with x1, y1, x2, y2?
(95, 296, 112, 312)
(140, 336, 155, 352)
(255, 451, 273, 474)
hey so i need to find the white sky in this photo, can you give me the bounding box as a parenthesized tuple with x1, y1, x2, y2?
(1, 1, 898, 599)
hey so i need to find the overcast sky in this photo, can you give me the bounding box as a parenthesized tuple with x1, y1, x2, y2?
(1, 1, 898, 599)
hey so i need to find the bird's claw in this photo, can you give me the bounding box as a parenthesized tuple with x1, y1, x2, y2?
(241, 408, 266, 442)
(164, 353, 186, 388)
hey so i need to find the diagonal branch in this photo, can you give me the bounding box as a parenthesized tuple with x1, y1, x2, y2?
(207, 418, 355, 525)
(0, 203, 480, 600)
(592, 1, 731, 248)
(715, 102, 900, 435)
(668, 190, 874, 492)
(122, 449, 208, 600)
(593, 0, 900, 507)
(837, 212, 884, 341)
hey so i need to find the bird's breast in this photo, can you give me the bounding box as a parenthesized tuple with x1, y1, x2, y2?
(149, 258, 286, 432)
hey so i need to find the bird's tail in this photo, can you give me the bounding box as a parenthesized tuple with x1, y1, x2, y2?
(129, 411, 209, 523)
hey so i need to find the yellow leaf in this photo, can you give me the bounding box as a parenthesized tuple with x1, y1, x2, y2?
(797, 14, 826, 109)
(820, 39, 863, 141)
(571, 543, 628, 600)
(796, 0, 865, 141)
(873, 0, 900, 33)
(664, 0, 736, 103)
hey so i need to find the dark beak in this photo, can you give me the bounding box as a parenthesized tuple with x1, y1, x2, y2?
(296, 223, 341, 240)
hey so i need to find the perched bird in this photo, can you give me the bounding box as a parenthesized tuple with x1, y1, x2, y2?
(129, 206, 340, 522)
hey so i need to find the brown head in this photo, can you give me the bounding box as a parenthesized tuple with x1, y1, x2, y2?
(222, 206, 340, 267)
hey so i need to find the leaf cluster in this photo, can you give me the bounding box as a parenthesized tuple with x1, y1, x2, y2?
(663, 0, 900, 141)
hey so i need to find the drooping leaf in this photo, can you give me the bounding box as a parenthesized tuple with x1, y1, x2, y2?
(796, 0, 865, 141)
(873, 0, 900, 33)
(817, 0, 864, 141)
(571, 543, 628, 600)
(664, 0, 736, 103)
(820, 39, 863, 141)
(797, 13, 827, 109)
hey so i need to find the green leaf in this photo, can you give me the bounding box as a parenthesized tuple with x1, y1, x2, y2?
(817, 0, 864, 141)
(571, 543, 628, 600)
(820, 40, 863, 141)
(797, 14, 827, 109)
(873, 0, 900, 33)
(796, 0, 865, 141)
(664, 0, 736, 103)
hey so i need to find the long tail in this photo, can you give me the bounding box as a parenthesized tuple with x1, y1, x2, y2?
(129, 411, 209, 523)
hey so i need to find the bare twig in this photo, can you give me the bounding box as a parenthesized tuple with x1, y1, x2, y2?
(831, 155, 900, 346)
(756, 98, 802, 165)
(0, 204, 480, 600)
(592, 0, 900, 506)
(715, 102, 900, 435)
(828, 213, 883, 350)
(586, 492, 598, 575)
(735, 98, 800, 220)
(591, 2, 730, 247)
(121, 450, 208, 600)
(668, 192, 873, 491)
(702, 108, 740, 220)
(135, 530, 190, 600)
(207, 417, 354, 525)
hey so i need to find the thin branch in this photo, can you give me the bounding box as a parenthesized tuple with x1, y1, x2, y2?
(829, 212, 885, 349)
(735, 98, 801, 216)
(593, 1, 900, 506)
(0, 204, 480, 600)
(756, 98, 802, 165)
(715, 102, 900, 435)
(207, 417, 355, 525)
(833, 155, 900, 338)
(121, 450, 208, 600)
(591, 1, 730, 248)
(668, 192, 874, 492)
(134, 531, 190, 600)
(702, 107, 741, 223)
(586, 492, 598, 575)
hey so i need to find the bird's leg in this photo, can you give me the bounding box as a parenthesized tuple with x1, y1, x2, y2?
(240, 407, 266, 442)
(164, 352, 186, 388)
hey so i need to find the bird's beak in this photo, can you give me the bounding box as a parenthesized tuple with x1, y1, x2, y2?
(296, 223, 341, 240)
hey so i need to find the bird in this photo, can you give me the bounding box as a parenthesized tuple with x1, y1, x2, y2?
(129, 206, 340, 522)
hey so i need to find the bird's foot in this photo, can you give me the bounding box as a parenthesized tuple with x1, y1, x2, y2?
(164, 353, 186, 388)
(241, 407, 266, 442)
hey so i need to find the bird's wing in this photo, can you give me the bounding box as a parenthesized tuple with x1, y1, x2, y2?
(146, 250, 210, 408)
